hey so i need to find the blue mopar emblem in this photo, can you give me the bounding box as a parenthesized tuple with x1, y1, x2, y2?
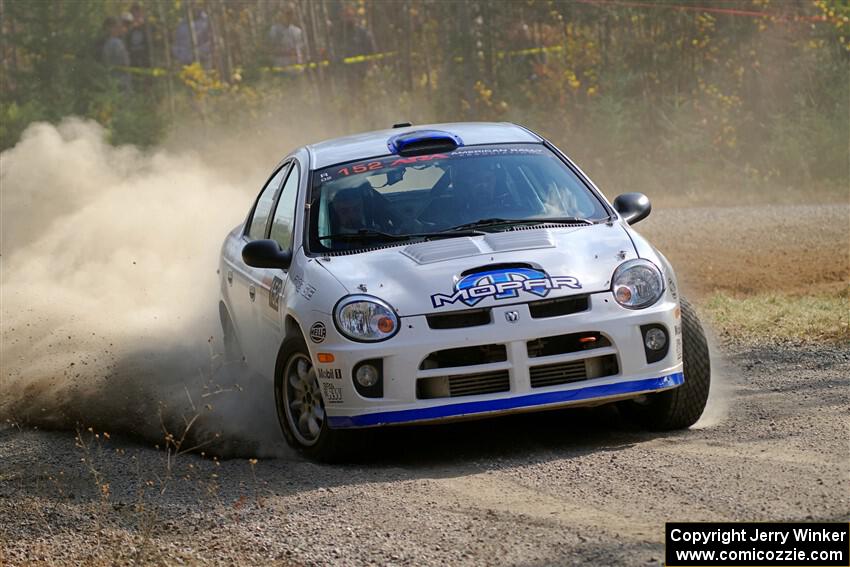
(456, 268, 549, 306)
(429, 267, 581, 309)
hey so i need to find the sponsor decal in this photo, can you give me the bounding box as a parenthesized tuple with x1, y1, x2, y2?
(667, 275, 678, 300)
(321, 382, 343, 404)
(269, 276, 284, 311)
(310, 322, 327, 343)
(430, 267, 581, 309)
(317, 368, 342, 380)
(323, 154, 447, 181)
(675, 323, 683, 361)
(452, 147, 544, 158)
(317, 147, 544, 183)
(292, 274, 317, 301)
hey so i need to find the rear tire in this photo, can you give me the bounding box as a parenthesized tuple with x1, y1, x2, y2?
(274, 336, 360, 463)
(620, 297, 711, 430)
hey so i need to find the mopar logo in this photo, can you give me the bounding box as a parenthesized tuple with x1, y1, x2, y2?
(430, 267, 581, 308)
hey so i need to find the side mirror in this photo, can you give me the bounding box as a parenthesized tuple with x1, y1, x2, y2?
(613, 192, 652, 225)
(242, 239, 292, 270)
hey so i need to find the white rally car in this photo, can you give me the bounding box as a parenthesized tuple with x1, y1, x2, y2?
(219, 122, 710, 461)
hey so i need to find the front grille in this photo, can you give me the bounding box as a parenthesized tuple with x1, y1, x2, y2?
(528, 295, 589, 319)
(529, 354, 619, 388)
(527, 331, 610, 358)
(417, 370, 510, 399)
(427, 308, 491, 330)
(419, 344, 507, 370)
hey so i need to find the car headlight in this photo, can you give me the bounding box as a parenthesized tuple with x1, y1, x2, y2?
(334, 295, 399, 342)
(611, 259, 664, 309)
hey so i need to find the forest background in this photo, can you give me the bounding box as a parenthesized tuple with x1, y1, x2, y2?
(1, 0, 848, 205)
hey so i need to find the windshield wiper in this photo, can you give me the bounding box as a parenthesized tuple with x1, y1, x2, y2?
(317, 228, 484, 243)
(442, 217, 593, 232)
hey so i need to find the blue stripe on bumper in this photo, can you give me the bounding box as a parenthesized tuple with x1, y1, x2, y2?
(327, 372, 684, 428)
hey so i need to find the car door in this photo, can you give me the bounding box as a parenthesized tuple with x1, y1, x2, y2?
(230, 162, 292, 371)
(250, 161, 302, 374)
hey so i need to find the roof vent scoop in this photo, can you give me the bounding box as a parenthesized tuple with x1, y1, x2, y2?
(388, 130, 463, 157)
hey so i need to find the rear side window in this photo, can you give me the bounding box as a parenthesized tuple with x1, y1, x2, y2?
(269, 163, 300, 250)
(247, 164, 289, 240)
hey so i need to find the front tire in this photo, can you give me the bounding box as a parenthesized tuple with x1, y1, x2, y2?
(620, 297, 711, 430)
(274, 336, 357, 462)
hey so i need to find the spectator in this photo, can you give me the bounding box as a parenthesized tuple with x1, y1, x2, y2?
(121, 11, 135, 29)
(506, 21, 543, 82)
(101, 16, 132, 92)
(126, 3, 152, 68)
(269, 4, 306, 69)
(173, 9, 212, 68)
(337, 3, 376, 59)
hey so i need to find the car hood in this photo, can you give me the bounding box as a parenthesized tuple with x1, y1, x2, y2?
(316, 223, 638, 317)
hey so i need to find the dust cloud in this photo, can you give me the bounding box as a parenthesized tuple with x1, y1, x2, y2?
(0, 118, 289, 457)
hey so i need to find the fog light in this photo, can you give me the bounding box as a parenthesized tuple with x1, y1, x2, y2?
(355, 364, 379, 388)
(644, 327, 667, 351)
(640, 324, 669, 363)
(353, 359, 383, 398)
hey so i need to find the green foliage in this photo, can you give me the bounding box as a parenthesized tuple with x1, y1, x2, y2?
(0, 100, 48, 150)
(107, 93, 167, 147)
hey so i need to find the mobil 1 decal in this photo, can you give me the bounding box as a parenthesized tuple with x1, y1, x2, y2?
(317, 368, 342, 380)
(431, 267, 581, 309)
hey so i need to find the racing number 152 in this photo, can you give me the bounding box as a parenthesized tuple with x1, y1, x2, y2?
(338, 161, 383, 176)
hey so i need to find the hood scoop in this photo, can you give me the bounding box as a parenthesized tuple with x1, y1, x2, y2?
(401, 237, 481, 264)
(485, 229, 555, 252)
(401, 230, 556, 265)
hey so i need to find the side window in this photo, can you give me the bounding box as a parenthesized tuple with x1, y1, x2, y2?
(247, 164, 289, 240)
(269, 163, 300, 250)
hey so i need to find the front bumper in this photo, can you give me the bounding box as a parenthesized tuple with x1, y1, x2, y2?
(307, 292, 684, 428)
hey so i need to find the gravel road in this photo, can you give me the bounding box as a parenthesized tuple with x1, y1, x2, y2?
(639, 204, 849, 296)
(1, 204, 848, 565)
(1, 339, 848, 566)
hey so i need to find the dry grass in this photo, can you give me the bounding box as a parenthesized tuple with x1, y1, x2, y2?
(651, 181, 848, 210)
(701, 288, 850, 345)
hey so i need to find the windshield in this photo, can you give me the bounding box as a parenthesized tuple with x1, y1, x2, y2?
(308, 143, 609, 252)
